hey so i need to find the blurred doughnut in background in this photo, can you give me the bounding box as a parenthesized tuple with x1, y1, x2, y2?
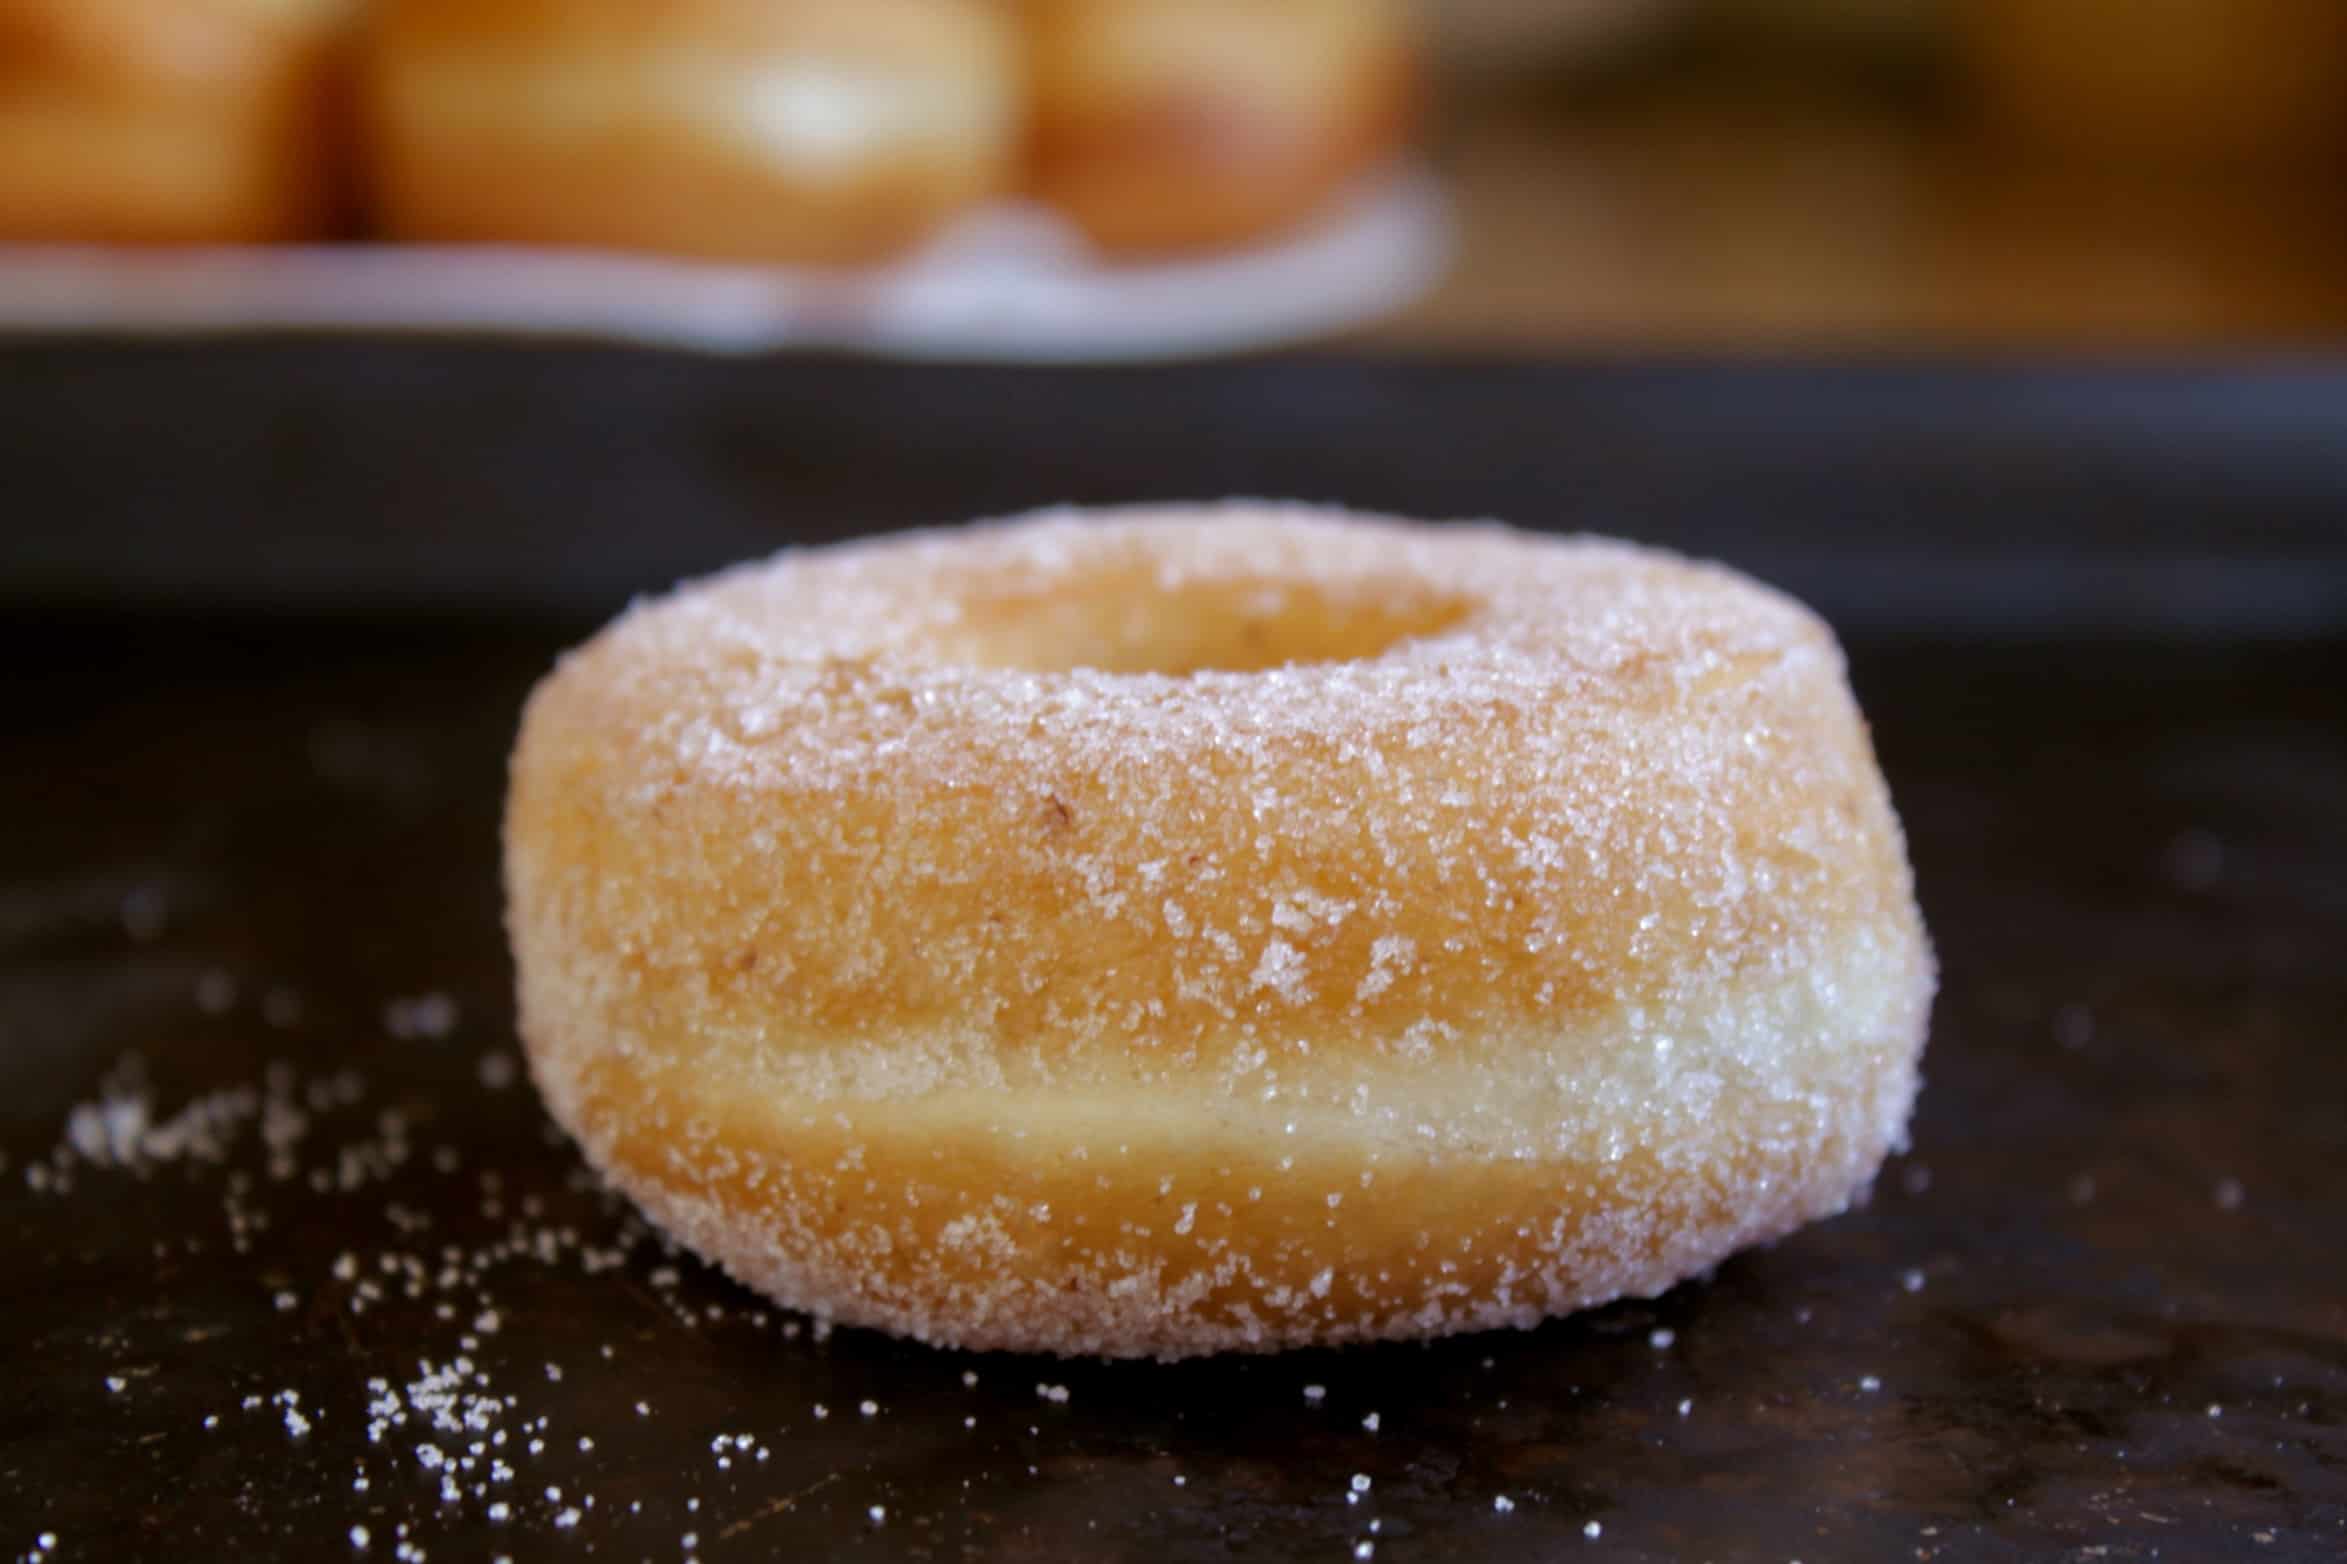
(1024, 0, 1419, 255)
(0, 0, 356, 242)
(361, 0, 1023, 266)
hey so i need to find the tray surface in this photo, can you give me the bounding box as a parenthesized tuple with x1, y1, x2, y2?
(5, 623, 2342, 1562)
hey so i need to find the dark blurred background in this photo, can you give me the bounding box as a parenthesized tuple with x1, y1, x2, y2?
(1402, 0, 2347, 349)
(10, 0, 2347, 350)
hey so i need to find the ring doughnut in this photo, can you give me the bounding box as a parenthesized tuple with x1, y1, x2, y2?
(505, 505, 1934, 1358)
(1024, 0, 1420, 255)
(361, 0, 1021, 266)
(0, 0, 354, 243)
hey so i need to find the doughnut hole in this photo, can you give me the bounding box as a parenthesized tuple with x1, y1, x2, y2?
(942, 570, 1475, 675)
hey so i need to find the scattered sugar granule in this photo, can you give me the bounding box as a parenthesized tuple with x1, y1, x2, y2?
(2208, 1403, 2224, 1418)
(1584, 1520, 1603, 1539)
(2215, 1178, 2246, 1211)
(1859, 1376, 1883, 1393)
(1361, 1412, 1380, 1432)
(553, 1508, 580, 1529)
(1649, 1328, 1676, 1349)
(122, 885, 167, 940)
(961, 1371, 979, 1388)
(1036, 1383, 1070, 1404)
(1494, 1496, 1516, 1513)
(106, 1376, 126, 1393)
(384, 993, 460, 1041)
(1303, 1385, 1327, 1405)
(349, 1524, 370, 1549)
(1350, 1474, 1372, 1494)
(196, 969, 238, 1014)
(868, 1507, 886, 1526)
(859, 1400, 879, 1417)
(1678, 1399, 1693, 1417)
(1901, 1268, 1926, 1294)
(812, 1404, 828, 1420)
(1354, 1544, 1375, 1560)
(2164, 828, 2224, 889)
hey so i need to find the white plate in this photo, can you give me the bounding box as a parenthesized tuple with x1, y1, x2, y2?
(0, 171, 1448, 363)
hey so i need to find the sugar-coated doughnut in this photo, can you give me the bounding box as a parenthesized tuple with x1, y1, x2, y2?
(0, 0, 354, 243)
(1025, 0, 1419, 255)
(505, 505, 1934, 1359)
(362, 0, 1021, 266)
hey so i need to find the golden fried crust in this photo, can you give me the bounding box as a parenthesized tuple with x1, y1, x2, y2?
(0, 0, 355, 242)
(1024, 0, 1419, 254)
(360, 0, 1020, 266)
(505, 505, 1935, 1358)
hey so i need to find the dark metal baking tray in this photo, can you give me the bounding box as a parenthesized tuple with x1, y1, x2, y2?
(5, 341, 2347, 638)
(2, 344, 2343, 1561)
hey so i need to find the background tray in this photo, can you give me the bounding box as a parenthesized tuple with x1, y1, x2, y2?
(0, 174, 1446, 364)
(3, 347, 2343, 1562)
(5, 341, 2346, 639)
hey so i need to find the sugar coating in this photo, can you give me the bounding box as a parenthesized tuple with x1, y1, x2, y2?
(505, 504, 1936, 1358)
